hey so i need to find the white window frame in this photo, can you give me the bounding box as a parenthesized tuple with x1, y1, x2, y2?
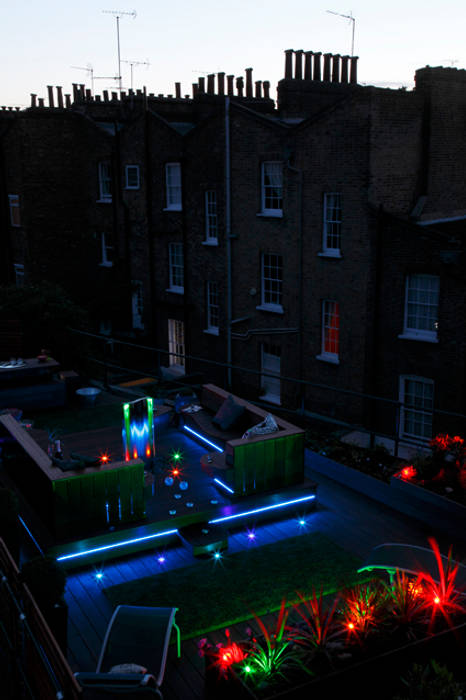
(260, 162, 283, 217)
(99, 232, 114, 267)
(399, 274, 439, 343)
(8, 195, 21, 227)
(205, 281, 219, 335)
(204, 190, 218, 244)
(14, 263, 24, 286)
(98, 162, 112, 202)
(317, 300, 340, 364)
(261, 343, 281, 405)
(167, 242, 184, 293)
(125, 165, 140, 190)
(399, 375, 434, 443)
(257, 253, 283, 313)
(131, 280, 144, 330)
(168, 319, 185, 372)
(165, 163, 182, 211)
(322, 193, 342, 256)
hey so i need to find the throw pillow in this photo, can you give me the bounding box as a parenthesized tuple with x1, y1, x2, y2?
(109, 663, 147, 675)
(242, 413, 279, 439)
(212, 394, 245, 430)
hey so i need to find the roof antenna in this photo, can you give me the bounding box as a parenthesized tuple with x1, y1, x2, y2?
(102, 9, 137, 93)
(326, 9, 356, 56)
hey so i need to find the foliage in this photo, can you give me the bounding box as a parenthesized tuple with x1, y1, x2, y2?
(288, 587, 344, 658)
(20, 556, 67, 610)
(384, 571, 428, 637)
(339, 579, 390, 643)
(393, 659, 464, 700)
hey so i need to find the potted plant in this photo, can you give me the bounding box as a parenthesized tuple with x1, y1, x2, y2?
(20, 555, 68, 651)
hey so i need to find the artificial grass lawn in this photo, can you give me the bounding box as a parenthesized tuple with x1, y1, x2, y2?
(28, 403, 123, 434)
(104, 532, 364, 640)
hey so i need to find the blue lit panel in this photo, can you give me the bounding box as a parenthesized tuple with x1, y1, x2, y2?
(122, 397, 155, 462)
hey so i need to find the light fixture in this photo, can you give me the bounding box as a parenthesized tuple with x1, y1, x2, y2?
(209, 494, 316, 524)
(56, 529, 178, 562)
(213, 477, 234, 494)
(183, 425, 223, 452)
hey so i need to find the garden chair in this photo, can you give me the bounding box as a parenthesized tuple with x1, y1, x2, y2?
(75, 605, 180, 698)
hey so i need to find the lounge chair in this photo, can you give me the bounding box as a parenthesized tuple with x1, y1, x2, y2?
(75, 605, 180, 698)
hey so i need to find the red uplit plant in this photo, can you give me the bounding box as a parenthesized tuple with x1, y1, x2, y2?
(197, 628, 248, 678)
(385, 571, 428, 638)
(288, 588, 344, 658)
(417, 538, 466, 631)
(340, 580, 389, 643)
(395, 464, 418, 481)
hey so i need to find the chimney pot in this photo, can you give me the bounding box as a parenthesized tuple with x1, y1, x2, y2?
(323, 53, 332, 81)
(56, 86, 63, 108)
(332, 54, 341, 82)
(263, 80, 270, 99)
(245, 68, 253, 97)
(295, 50, 303, 79)
(207, 74, 215, 94)
(227, 75, 234, 96)
(236, 76, 244, 97)
(65, 94, 71, 107)
(95, 95, 101, 102)
(111, 92, 118, 100)
(350, 56, 358, 83)
(85, 88, 92, 100)
(192, 83, 199, 97)
(341, 55, 349, 83)
(255, 80, 262, 98)
(72, 83, 79, 101)
(30, 94, 37, 108)
(175, 82, 181, 98)
(47, 86, 54, 108)
(103, 90, 109, 102)
(38, 97, 45, 108)
(136, 89, 142, 95)
(313, 52, 322, 81)
(198, 77, 205, 93)
(304, 51, 313, 80)
(217, 72, 225, 95)
(284, 49, 294, 79)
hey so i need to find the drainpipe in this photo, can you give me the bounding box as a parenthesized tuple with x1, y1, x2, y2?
(286, 159, 303, 408)
(225, 97, 232, 388)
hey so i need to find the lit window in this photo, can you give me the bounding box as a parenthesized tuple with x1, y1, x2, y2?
(14, 263, 24, 287)
(132, 280, 144, 330)
(261, 343, 281, 404)
(261, 162, 283, 215)
(98, 162, 112, 202)
(168, 319, 185, 369)
(260, 253, 283, 310)
(125, 165, 140, 189)
(168, 243, 184, 292)
(165, 163, 182, 210)
(206, 282, 219, 334)
(205, 190, 218, 243)
(399, 375, 434, 442)
(100, 232, 114, 267)
(323, 193, 342, 254)
(8, 195, 20, 227)
(402, 274, 439, 342)
(317, 300, 340, 363)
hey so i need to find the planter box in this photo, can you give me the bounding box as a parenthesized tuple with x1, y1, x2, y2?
(307, 450, 466, 541)
(234, 622, 466, 700)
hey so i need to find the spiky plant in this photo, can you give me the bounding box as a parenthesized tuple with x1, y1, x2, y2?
(385, 571, 429, 638)
(288, 588, 344, 659)
(340, 579, 390, 643)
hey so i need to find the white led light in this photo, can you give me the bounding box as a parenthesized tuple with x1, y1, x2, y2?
(209, 494, 316, 524)
(213, 478, 234, 494)
(56, 529, 178, 562)
(183, 425, 223, 452)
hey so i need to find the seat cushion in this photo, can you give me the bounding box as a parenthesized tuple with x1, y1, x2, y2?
(212, 394, 245, 430)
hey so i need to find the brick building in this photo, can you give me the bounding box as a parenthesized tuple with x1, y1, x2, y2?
(1, 51, 465, 446)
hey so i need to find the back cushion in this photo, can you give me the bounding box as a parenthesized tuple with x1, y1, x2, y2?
(212, 395, 245, 430)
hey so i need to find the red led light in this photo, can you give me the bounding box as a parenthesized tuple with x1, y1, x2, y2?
(172, 468, 179, 476)
(133, 449, 138, 459)
(100, 454, 110, 464)
(146, 447, 151, 457)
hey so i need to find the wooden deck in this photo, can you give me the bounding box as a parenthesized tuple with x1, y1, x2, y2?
(60, 451, 466, 700)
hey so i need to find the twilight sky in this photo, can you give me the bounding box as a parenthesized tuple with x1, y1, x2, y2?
(3, 0, 466, 107)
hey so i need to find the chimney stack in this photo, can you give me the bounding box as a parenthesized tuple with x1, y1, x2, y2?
(284, 49, 293, 79)
(236, 76, 244, 97)
(304, 51, 313, 80)
(313, 53, 322, 81)
(227, 75, 234, 96)
(245, 68, 253, 97)
(295, 50, 303, 79)
(56, 86, 63, 108)
(332, 54, 340, 82)
(207, 74, 215, 94)
(323, 53, 332, 81)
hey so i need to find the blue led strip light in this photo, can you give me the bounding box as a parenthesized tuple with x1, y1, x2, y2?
(18, 516, 44, 556)
(183, 425, 223, 452)
(208, 494, 316, 524)
(213, 478, 235, 494)
(56, 529, 178, 562)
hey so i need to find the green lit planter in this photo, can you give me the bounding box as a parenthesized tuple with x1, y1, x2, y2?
(231, 622, 466, 700)
(307, 451, 466, 541)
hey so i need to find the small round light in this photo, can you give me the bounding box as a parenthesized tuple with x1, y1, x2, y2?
(158, 556, 166, 564)
(214, 552, 221, 560)
(347, 622, 354, 629)
(247, 532, 256, 540)
(434, 596, 440, 604)
(299, 519, 306, 526)
(96, 572, 104, 580)
(244, 665, 252, 674)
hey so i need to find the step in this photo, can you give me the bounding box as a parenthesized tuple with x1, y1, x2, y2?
(178, 522, 229, 557)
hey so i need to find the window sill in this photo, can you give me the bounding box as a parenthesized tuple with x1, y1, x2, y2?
(99, 262, 113, 268)
(398, 333, 438, 344)
(316, 353, 340, 365)
(163, 206, 182, 212)
(165, 287, 184, 295)
(318, 250, 342, 259)
(260, 393, 281, 406)
(257, 211, 283, 218)
(203, 328, 219, 336)
(125, 186, 140, 191)
(256, 304, 284, 314)
(202, 240, 219, 247)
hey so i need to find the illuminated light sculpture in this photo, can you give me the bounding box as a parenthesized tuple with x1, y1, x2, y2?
(122, 398, 155, 465)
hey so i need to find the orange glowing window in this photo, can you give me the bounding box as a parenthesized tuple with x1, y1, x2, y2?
(323, 300, 340, 357)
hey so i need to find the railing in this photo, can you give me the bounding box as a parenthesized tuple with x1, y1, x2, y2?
(0, 539, 82, 699)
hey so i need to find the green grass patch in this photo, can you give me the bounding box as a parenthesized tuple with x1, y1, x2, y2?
(29, 403, 123, 434)
(104, 533, 364, 640)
